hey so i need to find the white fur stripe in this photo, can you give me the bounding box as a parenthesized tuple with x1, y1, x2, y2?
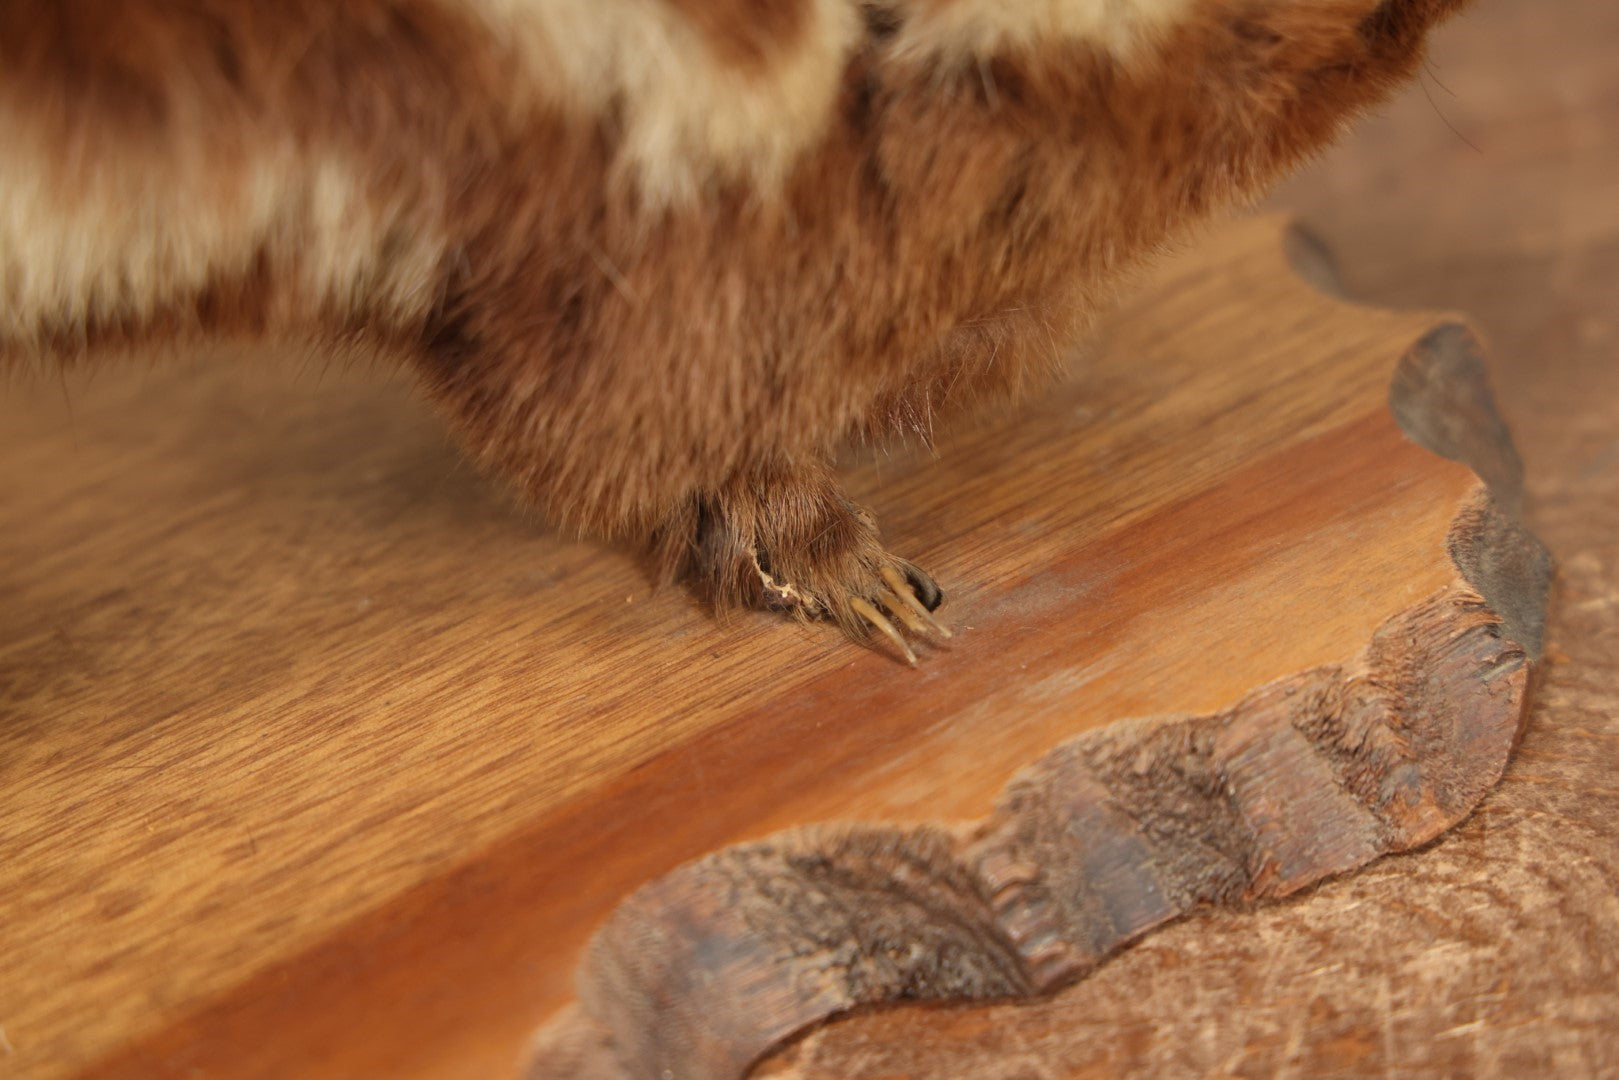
(890, 0, 1199, 63)
(0, 115, 444, 343)
(471, 0, 863, 204)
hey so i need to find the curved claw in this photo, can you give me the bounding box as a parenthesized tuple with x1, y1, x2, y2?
(880, 565, 952, 639)
(850, 596, 917, 666)
(877, 588, 931, 636)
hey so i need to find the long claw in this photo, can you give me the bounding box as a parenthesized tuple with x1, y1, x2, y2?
(877, 589, 929, 636)
(880, 565, 953, 639)
(850, 596, 917, 666)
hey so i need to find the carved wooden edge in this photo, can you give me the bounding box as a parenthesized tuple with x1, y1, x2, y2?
(522, 322, 1551, 1080)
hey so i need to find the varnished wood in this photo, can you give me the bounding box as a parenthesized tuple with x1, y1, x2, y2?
(0, 207, 1540, 1079)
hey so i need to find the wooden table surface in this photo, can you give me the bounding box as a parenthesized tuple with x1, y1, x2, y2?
(2, 0, 1614, 1076)
(770, 0, 1619, 1074)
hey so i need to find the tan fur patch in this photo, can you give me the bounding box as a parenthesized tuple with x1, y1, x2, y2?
(0, 115, 444, 346)
(468, 0, 862, 204)
(892, 0, 1199, 63)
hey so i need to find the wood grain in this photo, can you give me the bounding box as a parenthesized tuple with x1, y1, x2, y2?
(0, 206, 1538, 1079)
(755, 0, 1619, 1074)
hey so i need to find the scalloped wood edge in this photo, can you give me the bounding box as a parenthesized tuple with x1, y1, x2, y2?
(523, 322, 1550, 1080)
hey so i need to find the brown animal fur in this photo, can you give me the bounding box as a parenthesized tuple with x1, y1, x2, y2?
(0, 0, 1471, 649)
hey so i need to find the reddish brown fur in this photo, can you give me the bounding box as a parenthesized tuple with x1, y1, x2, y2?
(0, 0, 1471, 646)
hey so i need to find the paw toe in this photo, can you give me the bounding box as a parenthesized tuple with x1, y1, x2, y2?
(898, 559, 944, 612)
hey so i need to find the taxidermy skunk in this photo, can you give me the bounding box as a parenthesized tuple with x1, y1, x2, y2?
(0, 0, 1470, 660)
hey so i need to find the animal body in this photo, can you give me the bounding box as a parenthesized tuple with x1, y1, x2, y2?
(0, 0, 1469, 658)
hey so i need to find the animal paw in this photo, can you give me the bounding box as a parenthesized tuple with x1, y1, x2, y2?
(653, 475, 950, 664)
(751, 550, 950, 666)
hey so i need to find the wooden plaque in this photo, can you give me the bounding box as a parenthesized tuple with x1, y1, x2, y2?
(0, 216, 1547, 1080)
